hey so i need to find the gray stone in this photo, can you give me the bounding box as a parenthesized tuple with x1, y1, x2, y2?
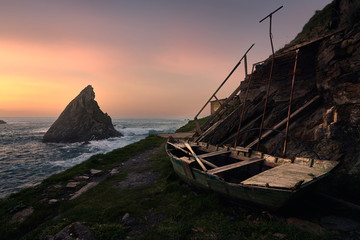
(66, 182, 80, 188)
(10, 207, 34, 223)
(43, 85, 122, 143)
(53, 222, 95, 240)
(110, 168, 119, 175)
(49, 199, 59, 204)
(90, 169, 102, 175)
(287, 217, 326, 235)
(122, 213, 130, 222)
(75, 175, 90, 180)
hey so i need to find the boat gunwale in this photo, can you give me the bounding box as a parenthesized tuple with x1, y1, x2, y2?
(165, 144, 293, 192)
(165, 140, 339, 192)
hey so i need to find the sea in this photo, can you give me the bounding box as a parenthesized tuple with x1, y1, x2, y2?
(0, 117, 188, 199)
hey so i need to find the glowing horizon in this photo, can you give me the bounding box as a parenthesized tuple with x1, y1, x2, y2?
(0, 1, 333, 118)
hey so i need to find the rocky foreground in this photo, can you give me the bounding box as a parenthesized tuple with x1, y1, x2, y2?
(43, 85, 122, 143)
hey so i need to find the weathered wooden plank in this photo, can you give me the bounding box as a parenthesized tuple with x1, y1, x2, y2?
(234, 147, 250, 153)
(185, 142, 207, 171)
(195, 118, 203, 135)
(241, 163, 328, 189)
(197, 150, 231, 158)
(207, 158, 264, 175)
(180, 157, 195, 179)
(168, 142, 218, 169)
(246, 95, 320, 148)
(167, 141, 197, 151)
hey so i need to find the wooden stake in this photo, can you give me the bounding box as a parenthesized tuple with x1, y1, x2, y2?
(184, 142, 207, 171)
(283, 49, 299, 157)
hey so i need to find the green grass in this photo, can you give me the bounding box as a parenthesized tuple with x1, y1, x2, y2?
(282, 0, 360, 51)
(0, 135, 165, 240)
(281, 2, 335, 50)
(176, 116, 210, 133)
(0, 134, 333, 240)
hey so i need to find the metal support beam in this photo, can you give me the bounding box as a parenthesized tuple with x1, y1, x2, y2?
(283, 49, 300, 157)
(256, 6, 283, 150)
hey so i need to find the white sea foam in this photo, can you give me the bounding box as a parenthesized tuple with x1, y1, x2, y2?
(0, 117, 187, 198)
(30, 127, 50, 134)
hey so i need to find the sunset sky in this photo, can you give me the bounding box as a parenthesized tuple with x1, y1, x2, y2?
(0, 0, 332, 118)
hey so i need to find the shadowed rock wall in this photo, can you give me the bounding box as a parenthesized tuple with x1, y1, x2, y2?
(201, 13, 360, 174)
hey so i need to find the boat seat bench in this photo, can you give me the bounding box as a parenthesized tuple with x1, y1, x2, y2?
(197, 150, 231, 158)
(207, 158, 264, 175)
(241, 163, 329, 189)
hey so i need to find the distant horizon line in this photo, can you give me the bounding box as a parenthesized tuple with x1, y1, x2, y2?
(0, 116, 196, 119)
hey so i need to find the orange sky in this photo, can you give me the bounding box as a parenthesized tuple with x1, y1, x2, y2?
(0, 0, 332, 118)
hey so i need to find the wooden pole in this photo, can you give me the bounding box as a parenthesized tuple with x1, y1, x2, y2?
(283, 49, 299, 157)
(184, 142, 207, 171)
(234, 64, 256, 147)
(247, 95, 320, 149)
(244, 54, 248, 77)
(167, 141, 218, 168)
(256, 58, 274, 150)
(256, 6, 283, 150)
(194, 44, 254, 119)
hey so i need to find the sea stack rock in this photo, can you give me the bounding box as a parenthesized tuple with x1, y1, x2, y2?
(0, 120, 6, 124)
(43, 85, 122, 143)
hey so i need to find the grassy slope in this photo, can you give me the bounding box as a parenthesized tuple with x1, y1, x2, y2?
(176, 116, 210, 133)
(282, 0, 360, 51)
(0, 134, 331, 240)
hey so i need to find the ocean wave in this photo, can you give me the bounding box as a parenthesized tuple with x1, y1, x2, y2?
(117, 127, 162, 136)
(0, 117, 187, 198)
(50, 152, 96, 168)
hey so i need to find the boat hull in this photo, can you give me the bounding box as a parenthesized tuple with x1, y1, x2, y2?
(168, 152, 296, 210)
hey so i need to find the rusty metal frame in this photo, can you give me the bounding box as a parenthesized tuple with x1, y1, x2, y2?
(256, 6, 283, 150)
(259, 6, 283, 56)
(283, 49, 300, 157)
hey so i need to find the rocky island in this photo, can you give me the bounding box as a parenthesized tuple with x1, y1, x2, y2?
(43, 85, 122, 143)
(0, 120, 6, 124)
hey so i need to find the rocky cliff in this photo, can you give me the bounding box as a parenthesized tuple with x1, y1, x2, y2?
(194, 0, 360, 175)
(43, 85, 122, 143)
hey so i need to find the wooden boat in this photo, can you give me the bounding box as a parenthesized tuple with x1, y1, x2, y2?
(166, 139, 339, 209)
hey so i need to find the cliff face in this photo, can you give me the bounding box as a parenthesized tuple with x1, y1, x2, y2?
(196, 0, 360, 174)
(43, 85, 122, 143)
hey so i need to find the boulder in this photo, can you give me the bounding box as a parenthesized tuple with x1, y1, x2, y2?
(43, 85, 122, 143)
(0, 120, 6, 124)
(48, 222, 95, 240)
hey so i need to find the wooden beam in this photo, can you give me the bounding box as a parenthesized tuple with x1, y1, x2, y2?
(207, 158, 264, 175)
(167, 141, 217, 168)
(197, 150, 231, 159)
(185, 142, 208, 171)
(194, 118, 203, 135)
(246, 95, 320, 148)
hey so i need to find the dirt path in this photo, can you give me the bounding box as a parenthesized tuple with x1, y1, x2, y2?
(115, 144, 163, 190)
(36, 144, 165, 206)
